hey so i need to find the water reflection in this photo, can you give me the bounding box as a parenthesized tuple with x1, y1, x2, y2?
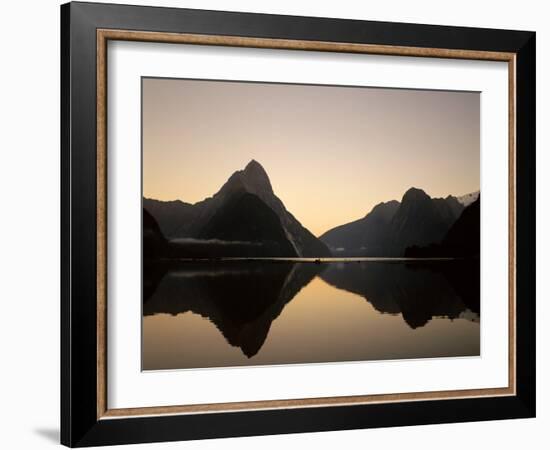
(320, 261, 480, 329)
(143, 260, 480, 370)
(143, 261, 322, 358)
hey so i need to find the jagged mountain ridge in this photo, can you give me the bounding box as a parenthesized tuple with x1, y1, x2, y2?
(319, 201, 400, 256)
(321, 187, 465, 256)
(144, 160, 477, 258)
(456, 190, 480, 207)
(142, 198, 198, 238)
(405, 195, 480, 258)
(390, 188, 464, 253)
(144, 160, 330, 257)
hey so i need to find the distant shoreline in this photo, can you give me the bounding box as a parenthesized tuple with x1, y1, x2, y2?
(153, 256, 465, 264)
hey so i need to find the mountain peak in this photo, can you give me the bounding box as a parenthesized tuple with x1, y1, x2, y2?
(143, 158, 330, 257)
(240, 159, 273, 194)
(402, 187, 430, 202)
(245, 159, 263, 171)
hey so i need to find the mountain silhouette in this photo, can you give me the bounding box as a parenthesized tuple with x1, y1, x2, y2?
(143, 261, 323, 358)
(320, 201, 400, 256)
(320, 187, 464, 256)
(404, 195, 480, 258)
(198, 191, 297, 256)
(443, 195, 480, 253)
(143, 208, 167, 260)
(390, 188, 464, 254)
(144, 160, 330, 257)
(142, 198, 198, 238)
(456, 190, 480, 207)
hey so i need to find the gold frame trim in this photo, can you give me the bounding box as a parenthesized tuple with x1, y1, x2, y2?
(96, 29, 517, 420)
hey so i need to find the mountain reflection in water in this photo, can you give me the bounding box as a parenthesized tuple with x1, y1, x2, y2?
(143, 260, 480, 370)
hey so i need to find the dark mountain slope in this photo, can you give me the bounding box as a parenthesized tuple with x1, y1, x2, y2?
(142, 198, 199, 239)
(320, 201, 400, 256)
(143, 208, 167, 259)
(198, 192, 297, 257)
(320, 188, 463, 257)
(144, 160, 330, 257)
(405, 195, 480, 258)
(390, 188, 463, 254)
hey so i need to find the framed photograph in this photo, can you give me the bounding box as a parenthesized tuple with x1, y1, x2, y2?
(61, 2, 536, 447)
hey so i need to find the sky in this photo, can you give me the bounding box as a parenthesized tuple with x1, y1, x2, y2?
(142, 78, 480, 237)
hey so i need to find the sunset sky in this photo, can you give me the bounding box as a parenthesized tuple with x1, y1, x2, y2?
(142, 78, 480, 236)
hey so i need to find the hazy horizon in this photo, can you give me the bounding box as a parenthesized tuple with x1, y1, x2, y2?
(143, 78, 480, 236)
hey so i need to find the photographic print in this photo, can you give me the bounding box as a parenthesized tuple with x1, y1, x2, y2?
(141, 78, 481, 371)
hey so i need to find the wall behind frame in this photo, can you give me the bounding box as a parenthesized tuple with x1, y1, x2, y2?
(0, 0, 546, 449)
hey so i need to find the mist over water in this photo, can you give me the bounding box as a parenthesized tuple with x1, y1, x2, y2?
(142, 259, 480, 370)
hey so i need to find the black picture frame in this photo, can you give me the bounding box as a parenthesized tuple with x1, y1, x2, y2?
(61, 1, 536, 447)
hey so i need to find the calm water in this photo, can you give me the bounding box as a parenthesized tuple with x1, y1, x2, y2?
(142, 259, 480, 370)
